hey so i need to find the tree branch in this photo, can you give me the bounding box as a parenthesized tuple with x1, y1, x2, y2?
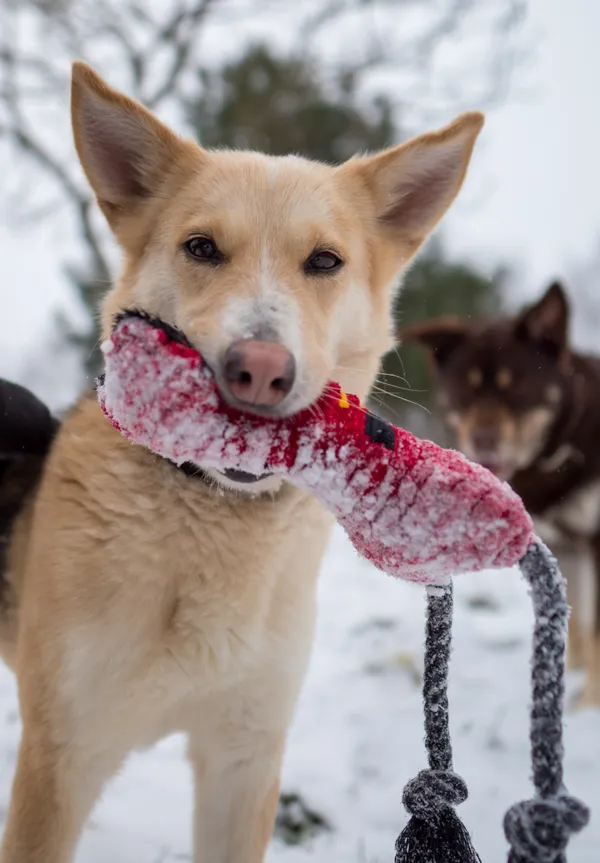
(144, 0, 217, 109)
(1, 120, 110, 281)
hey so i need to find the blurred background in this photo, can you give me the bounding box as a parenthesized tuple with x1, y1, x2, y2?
(1, 2, 599, 861)
(2, 0, 599, 430)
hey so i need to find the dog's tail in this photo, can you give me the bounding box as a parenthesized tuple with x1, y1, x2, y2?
(0, 379, 59, 664)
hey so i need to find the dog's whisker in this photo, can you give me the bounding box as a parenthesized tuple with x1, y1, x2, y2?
(319, 392, 372, 418)
(333, 363, 412, 389)
(372, 382, 428, 395)
(308, 402, 325, 423)
(375, 371, 412, 385)
(374, 391, 431, 414)
(392, 345, 408, 381)
(375, 375, 412, 388)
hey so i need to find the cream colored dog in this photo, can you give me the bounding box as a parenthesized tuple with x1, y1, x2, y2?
(0, 62, 483, 863)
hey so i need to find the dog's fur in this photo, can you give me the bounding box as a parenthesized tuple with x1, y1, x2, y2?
(401, 282, 600, 706)
(0, 62, 483, 862)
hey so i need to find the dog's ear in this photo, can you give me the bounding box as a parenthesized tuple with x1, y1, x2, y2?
(340, 112, 484, 263)
(516, 281, 570, 357)
(71, 62, 199, 230)
(399, 317, 470, 370)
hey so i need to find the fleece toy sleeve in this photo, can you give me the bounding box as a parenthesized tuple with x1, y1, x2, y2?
(97, 310, 534, 585)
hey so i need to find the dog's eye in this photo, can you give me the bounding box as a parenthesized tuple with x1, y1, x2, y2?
(305, 251, 343, 275)
(184, 236, 222, 264)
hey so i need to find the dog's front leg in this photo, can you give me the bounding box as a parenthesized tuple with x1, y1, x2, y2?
(577, 533, 600, 706)
(0, 728, 120, 863)
(540, 533, 591, 672)
(188, 730, 284, 863)
(563, 546, 591, 672)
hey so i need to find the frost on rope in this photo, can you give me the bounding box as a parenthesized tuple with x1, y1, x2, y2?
(98, 312, 534, 585)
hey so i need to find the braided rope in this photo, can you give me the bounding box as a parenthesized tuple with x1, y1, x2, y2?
(395, 540, 590, 863)
(423, 585, 453, 774)
(401, 582, 471, 819)
(504, 540, 589, 863)
(395, 582, 482, 862)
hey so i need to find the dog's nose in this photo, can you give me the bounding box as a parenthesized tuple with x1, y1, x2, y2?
(471, 426, 499, 452)
(223, 340, 296, 408)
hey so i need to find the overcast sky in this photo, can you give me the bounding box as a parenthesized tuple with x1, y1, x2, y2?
(0, 0, 598, 370)
(446, 0, 600, 301)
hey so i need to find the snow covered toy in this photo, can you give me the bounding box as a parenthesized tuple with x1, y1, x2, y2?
(97, 310, 589, 863)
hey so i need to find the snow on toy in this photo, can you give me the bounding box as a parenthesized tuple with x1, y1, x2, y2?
(97, 310, 589, 863)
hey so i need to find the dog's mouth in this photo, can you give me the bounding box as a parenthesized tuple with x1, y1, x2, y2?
(179, 462, 273, 485)
(187, 339, 321, 483)
(220, 468, 272, 484)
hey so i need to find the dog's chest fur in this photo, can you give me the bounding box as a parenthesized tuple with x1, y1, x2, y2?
(479, 353, 600, 545)
(17, 396, 333, 744)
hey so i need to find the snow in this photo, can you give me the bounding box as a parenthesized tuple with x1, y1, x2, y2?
(0, 525, 598, 862)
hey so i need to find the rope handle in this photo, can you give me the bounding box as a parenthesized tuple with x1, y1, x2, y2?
(505, 541, 589, 862)
(394, 539, 589, 863)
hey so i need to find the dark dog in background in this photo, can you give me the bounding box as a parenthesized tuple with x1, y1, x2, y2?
(0, 381, 58, 648)
(401, 281, 600, 706)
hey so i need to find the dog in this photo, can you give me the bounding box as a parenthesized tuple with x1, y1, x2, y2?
(0, 61, 483, 863)
(401, 281, 600, 707)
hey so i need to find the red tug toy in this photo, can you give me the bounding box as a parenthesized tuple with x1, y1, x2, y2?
(97, 310, 589, 863)
(98, 310, 533, 585)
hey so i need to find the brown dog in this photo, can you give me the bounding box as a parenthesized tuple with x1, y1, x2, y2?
(0, 62, 483, 862)
(401, 281, 600, 706)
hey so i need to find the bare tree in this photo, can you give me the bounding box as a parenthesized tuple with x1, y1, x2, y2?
(0, 0, 219, 285)
(0, 0, 527, 378)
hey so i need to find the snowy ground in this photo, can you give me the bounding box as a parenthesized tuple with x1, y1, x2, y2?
(0, 525, 598, 862)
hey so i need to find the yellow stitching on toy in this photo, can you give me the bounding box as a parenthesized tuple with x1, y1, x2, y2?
(339, 391, 350, 409)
